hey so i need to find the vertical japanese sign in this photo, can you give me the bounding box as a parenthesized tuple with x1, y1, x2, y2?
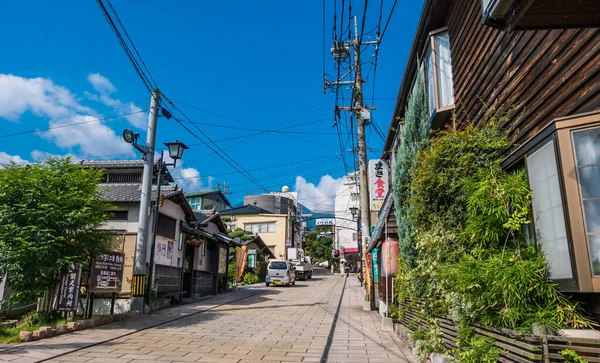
(57, 264, 82, 312)
(90, 252, 125, 292)
(368, 160, 389, 211)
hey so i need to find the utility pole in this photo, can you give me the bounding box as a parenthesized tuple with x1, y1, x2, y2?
(131, 89, 160, 312)
(217, 181, 232, 195)
(326, 16, 378, 310)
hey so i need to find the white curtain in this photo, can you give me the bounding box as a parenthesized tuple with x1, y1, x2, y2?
(527, 140, 573, 279)
(435, 33, 454, 108)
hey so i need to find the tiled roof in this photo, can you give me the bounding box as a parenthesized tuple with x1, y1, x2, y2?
(219, 204, 273, 216)
(81, 160, 144, 169)
(98, 183, 180, 202)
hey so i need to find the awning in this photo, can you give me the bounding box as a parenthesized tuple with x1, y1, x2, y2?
(369, 191, 395, 253)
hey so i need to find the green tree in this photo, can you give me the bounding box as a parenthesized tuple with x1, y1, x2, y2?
(392, 65, 430, 268)
(227, 228, 254, 241)
(0, 158, 112, 307)
(304, 229, 333, 261)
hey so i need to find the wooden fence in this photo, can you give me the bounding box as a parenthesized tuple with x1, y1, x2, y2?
(398, 301, 600, 362)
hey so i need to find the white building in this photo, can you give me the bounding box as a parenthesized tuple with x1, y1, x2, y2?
(334, 173, 359, 261)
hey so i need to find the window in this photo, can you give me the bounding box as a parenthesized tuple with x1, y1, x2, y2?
(527, 141, 572, 279)
(504, 111, 600, 292)
(423, 30, 455, 118)
(244, 222, 276, 233)
(268, 261, 287, 270)
(572, 127, 600, 276)
(178, 232, 184, 251)
(108, 211, 128, 221)
(157, 213, 177, 239)
(187, 196, 202, 211)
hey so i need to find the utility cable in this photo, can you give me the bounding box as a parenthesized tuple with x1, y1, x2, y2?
(0, 110, 148, 139)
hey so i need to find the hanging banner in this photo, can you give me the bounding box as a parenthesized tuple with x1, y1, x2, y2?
(235, 246, 248, 281)
(372, 249, 379, 280)
(368, 160, 389, 211)
(57, 264, 82, 312)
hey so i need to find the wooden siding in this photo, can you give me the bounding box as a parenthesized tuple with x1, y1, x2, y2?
(446, 0, 600, 146)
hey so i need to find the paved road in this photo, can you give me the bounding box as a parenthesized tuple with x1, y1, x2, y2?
(1, 269, 414, 363)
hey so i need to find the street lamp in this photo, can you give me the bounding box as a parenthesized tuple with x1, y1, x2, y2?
(146, 141, 188, 306)
(164, 141, 188, 165)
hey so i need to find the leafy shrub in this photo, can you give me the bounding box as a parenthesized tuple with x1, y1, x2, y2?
(453, 334, 500, 363)
(560, 349, 588, 363)
(227, 262, 236, 286)
(23, 310, 63, 328)
(242, 273, 259, 285)
(442, 248, 592, 332)
(255, 261, 268, 281)
(391, 110, 593, 352)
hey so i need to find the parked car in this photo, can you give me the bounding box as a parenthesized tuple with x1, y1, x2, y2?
(265, 260, 295, 287)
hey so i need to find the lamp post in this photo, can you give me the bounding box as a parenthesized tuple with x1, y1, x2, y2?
(349, 205, 362, 286)
(146, 141, 188, 305)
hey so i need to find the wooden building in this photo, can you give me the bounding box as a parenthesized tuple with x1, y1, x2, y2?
(375, 0, 600, 315)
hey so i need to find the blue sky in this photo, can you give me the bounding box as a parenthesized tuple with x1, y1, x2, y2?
(0, 0, 423, 212)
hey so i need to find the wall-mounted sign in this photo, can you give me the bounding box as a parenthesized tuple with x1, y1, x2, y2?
(89, 252, 125, 293)
(368, 159, 389, 211)
(316, 218, 335, 226)
(57, 264, 82, 312)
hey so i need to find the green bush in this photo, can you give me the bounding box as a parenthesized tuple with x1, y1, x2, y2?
(23, 310, 63, 328)
(242, 272, 259, 285)
(256, 261, 268, 281)
(453, 334, 500, 363)
(560, 349, 588, 363)
(391, 109, 593, 354)
(227, 262, 236, 286)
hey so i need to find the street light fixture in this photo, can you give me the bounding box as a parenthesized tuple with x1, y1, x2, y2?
(349, 206, 358, 218)
(164, 141, 188, 165)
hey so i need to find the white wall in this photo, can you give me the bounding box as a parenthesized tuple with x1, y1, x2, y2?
(149, 199, 186, 268)
(102, 203, 139, 233)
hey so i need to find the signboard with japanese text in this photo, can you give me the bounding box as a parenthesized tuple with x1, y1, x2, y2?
(57, 264, 82, 312)
(368, 159, 389, 211)
(219, 247, 228, 275)
(315, 218, 335, 226)
(247, 249, 256, 268)
(89, 251, 125, 293)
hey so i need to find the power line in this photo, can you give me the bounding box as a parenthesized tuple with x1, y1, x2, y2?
(0, 110, 148, 139)
(379, 0, 398, 43)
(96, 0, 154, 93)
(161, 97, 271, 193)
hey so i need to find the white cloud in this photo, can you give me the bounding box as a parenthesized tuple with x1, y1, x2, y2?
(88, 73, 116, 94)
(207, 176, 215, 190)
(30, 149, 74, 162)
(0, 74, 133, 157)
(0, 74, 91, 122)
(0, 152, 29, 165)
(295, 174, 345, 213)
(86, 73, 147, 128)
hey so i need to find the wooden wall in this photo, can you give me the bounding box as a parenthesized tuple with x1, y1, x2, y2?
(447, 0, 600, 146)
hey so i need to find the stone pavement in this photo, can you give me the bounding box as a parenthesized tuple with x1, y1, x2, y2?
(0, 269, 415, 363)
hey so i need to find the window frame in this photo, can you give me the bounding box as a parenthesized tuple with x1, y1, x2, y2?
(421, 27, 455, 120)
(503, 111, 600, 293)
